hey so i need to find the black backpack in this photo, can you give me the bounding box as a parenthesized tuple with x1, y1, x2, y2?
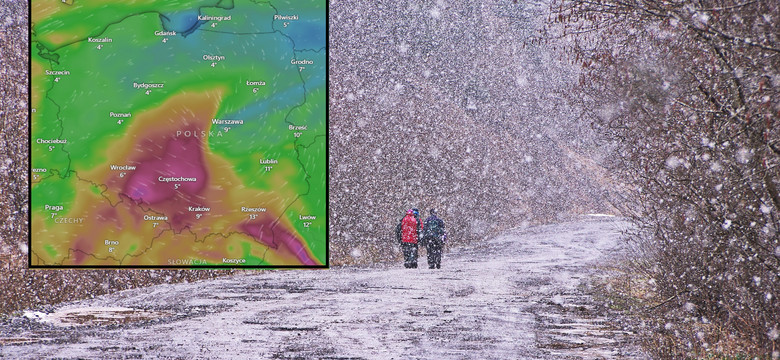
(423, 218, 443, 243)
(395, 220, 402, 244)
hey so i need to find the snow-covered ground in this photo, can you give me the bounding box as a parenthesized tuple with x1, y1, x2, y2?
(1, 217, 645, 359)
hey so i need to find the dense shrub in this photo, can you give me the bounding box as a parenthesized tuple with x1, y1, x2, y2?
(546, 0, 780, 356)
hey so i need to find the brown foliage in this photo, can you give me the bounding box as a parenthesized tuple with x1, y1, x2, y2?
(546, 0, 780, 356)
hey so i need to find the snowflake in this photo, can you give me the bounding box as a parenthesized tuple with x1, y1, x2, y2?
(735, 147, 752, 164)
(769, 326, 779, 341)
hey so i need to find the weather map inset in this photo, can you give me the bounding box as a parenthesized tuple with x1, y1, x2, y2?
(30, 0, 327, 267)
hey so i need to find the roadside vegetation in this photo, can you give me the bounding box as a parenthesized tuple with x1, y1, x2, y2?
(545, 0, 779, 357)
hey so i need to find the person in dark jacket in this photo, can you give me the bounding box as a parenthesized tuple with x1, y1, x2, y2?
(395, 217, 403, 245)
(422, 209, 446, 269)
(400, 209, 420, 268)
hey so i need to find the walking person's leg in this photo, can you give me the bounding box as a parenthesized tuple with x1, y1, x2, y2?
(411, 244, 418, 268)
(427, 243, 436, 269)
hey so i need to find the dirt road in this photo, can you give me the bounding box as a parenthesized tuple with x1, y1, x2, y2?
(0, 217, 645, 359)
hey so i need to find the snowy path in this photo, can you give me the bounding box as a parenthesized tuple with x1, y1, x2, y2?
(1, 217, 644, 359)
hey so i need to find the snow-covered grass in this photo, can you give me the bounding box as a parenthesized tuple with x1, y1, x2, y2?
(592, 256, 776, 359)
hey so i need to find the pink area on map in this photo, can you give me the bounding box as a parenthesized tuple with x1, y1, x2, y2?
(123, 134, 208, 205)
(241, 217, 318, 266)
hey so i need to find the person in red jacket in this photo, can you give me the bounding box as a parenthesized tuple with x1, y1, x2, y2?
(400, 209, 420, 268)
(412, 208, 424, 241)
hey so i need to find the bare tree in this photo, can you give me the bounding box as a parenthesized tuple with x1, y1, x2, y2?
(546, 0, 780, 356)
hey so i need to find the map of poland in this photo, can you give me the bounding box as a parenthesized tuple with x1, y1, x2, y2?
(30, 0, 327, 267)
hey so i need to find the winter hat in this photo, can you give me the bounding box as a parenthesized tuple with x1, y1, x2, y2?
(406, 209, 414, 215)
(412, 208, 420, 216)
